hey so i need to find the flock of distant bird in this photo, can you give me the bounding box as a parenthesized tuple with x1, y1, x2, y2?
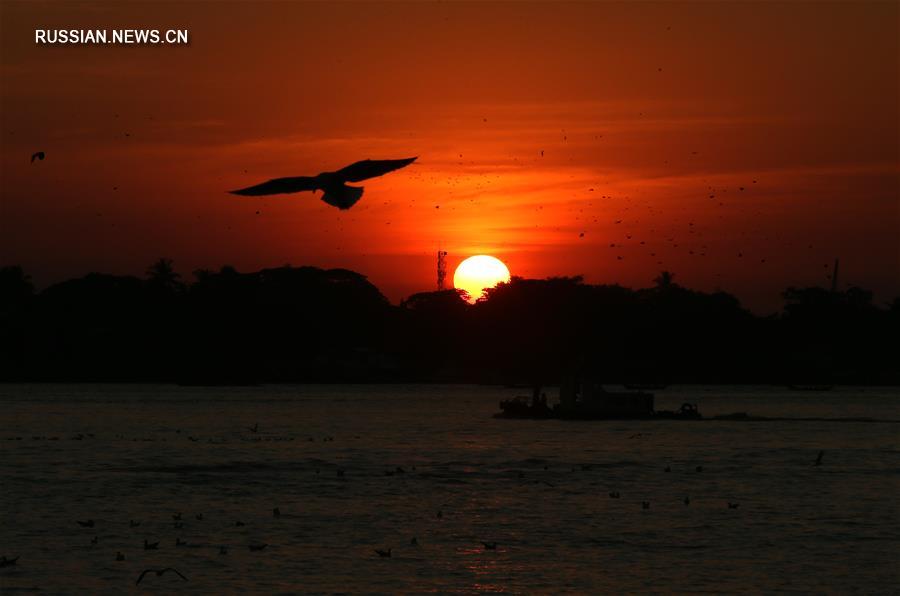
(1, 418, 828, 587)
(28, 138, 801, 283)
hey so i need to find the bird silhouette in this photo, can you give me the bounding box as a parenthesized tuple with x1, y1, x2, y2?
(374, 548, 392, 558)
(135, 568, 187, 585)
(248, 543, 268, 552)
(143, 539, 159, 550)
(728, 502, 740, 509)
(229, 157, 417, 210)
(0, 556, 19, 568)
(31, 151, 45, 163)
(482, 542, 498, 550)
(77, 520, 94, 528)
(116, 552, 125, 561)
(814, 450, 824, 466)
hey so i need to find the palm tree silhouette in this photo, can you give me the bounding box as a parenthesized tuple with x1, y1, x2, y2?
(146, 258, 183, 293)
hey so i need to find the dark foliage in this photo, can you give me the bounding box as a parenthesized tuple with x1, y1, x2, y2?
(0, 263, 896, 384)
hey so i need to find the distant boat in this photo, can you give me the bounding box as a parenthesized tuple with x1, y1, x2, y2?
(623, 383, 669, 391)
(495, 395, 555, 419)
(176, 377, 260, 387)
(787, 384, 834, 392)
(496, 385, 554, 419)
(495, 375, 700, 420)
(555, 376, 656, 419)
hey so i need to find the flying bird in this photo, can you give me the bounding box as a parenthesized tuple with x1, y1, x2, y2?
(135, 567, 187, 585)
(31, 151, 45, 163)
(229, 157, 417, 210)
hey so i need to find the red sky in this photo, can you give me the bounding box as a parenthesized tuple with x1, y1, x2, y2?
(1, 1, 898, 312)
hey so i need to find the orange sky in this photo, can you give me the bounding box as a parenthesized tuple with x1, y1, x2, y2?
(1, 1, 898, 311)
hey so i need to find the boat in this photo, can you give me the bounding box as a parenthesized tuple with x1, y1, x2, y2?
(495, 376, 701, 420)
(495, 395, 555, 419)
(653, 402, 702, 419)
(623, 382, 669, 391)
(555, 375, 655, 419)
(787, 384, 834, 391)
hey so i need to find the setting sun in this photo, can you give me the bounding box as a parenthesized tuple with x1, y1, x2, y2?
(453, 255, 511, 303)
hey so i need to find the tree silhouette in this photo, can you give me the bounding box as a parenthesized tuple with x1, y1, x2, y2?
(0, 263, 897, 384)
(653, 270, 675, 289)
(146, 258, 183, 293)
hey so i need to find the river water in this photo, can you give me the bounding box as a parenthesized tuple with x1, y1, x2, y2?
(1, 384, 898, 594)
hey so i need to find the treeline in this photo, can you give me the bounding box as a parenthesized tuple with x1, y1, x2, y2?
(0, 261, 897, 384)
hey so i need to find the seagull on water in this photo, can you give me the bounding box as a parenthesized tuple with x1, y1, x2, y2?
(229, 157, 417, 210)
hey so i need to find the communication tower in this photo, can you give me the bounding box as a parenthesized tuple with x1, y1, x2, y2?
(437, 250, 448, 290)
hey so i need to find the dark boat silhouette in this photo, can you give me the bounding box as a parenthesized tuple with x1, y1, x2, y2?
(623, 383, 669, 391)
(495, 376, 701, 420)
(787, 384, 834, 391)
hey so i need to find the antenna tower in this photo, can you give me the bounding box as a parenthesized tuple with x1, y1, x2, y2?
(437, 249, 448, 290)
